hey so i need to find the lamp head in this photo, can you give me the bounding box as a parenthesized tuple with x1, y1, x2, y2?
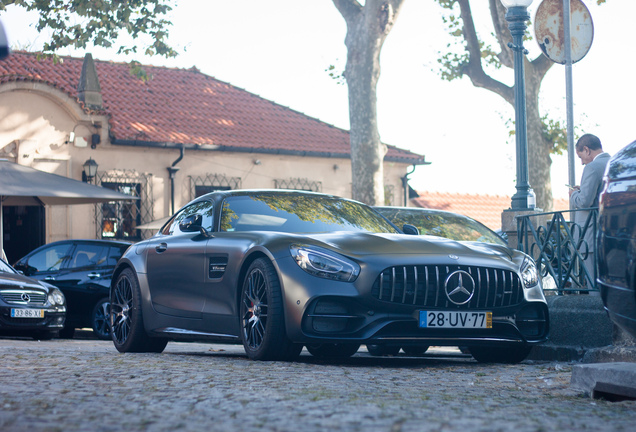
(83, 158, 98, 181)
(501, 0, 533, 8)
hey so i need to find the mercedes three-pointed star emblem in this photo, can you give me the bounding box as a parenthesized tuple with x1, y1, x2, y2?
(444, 270, 475, 305)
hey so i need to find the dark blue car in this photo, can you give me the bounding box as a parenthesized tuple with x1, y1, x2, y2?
(597, 140, 636, 338)
(13, 239, 131, 339)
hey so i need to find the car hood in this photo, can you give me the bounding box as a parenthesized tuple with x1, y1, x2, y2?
(302, 232, 515, 261)
(0, 272, 50, 292)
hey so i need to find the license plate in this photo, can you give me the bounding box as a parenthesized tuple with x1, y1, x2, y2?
(11, 308, 45, 318)
(419, 311, 492, 329)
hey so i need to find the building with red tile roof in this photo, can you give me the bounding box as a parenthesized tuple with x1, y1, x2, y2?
(0, 51, 427, 260)
(411, 191, 570, 231)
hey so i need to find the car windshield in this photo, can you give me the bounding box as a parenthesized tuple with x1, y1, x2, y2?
(220, 194, 399, 234)
(0, 259, 16, 273)
(378, 208, 506, 246)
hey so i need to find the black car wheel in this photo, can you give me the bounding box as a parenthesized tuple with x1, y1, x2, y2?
(401, 345, 429, 356)
(111, 268, 167, 353)
(366, 344, 400, 356)
(91, 297, 111, 340)
(306, 343, 361, 358)
(240, 258, 301, 361)
(469, 345, 532, 364)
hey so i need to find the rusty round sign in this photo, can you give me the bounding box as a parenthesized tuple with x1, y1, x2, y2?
(534, 0, 594, 64)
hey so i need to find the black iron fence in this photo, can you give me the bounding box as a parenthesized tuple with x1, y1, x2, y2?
(516, 208, 599, 294)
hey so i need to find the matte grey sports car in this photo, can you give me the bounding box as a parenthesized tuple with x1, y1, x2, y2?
(110, 190, 548, 363)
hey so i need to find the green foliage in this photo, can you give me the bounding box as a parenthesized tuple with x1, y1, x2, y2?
(0, 0, 176, 59)
(541, 115, 569, 156)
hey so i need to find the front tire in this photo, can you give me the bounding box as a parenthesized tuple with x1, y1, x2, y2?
(240, 258, 301, 361)
(111, 268, 167, 353)
(306, 343, 361, 358)
(469, 345, 532, 364)
(91, 297, 111, 340)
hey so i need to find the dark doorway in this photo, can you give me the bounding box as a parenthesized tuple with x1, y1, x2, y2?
(2, 205, 45, 264)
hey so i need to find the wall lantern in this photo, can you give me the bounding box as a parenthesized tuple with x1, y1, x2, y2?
(82, 158, 98, 183)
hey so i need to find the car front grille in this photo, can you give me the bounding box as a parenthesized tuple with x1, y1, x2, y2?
(371, 265, 524, 309)
(0, 290, 48, 306)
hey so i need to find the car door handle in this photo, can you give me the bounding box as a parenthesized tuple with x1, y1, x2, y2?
(44, 276, 56, 281)
(155, 243, 168, 253)
(87, 272, 101, 279)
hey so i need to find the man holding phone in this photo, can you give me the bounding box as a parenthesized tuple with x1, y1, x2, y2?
(569, 133, 611, 287)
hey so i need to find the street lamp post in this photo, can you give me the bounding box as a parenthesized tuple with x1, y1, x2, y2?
(502, 0, 535, 210)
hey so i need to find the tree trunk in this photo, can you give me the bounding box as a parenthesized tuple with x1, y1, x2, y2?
(333, 0, 405, 205)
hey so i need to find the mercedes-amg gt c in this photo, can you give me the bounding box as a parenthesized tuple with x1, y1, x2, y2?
(110, 190, 548, 362)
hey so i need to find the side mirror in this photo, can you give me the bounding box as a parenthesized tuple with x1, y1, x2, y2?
(402, 224, 420, 236)
(179, 214, 202, 233)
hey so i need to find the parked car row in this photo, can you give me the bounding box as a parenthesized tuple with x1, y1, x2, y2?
(3, 189, 556, 364)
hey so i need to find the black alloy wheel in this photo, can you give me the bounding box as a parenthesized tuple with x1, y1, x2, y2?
(468, 344, 532, 364)
(111, 268, 167, 353)
(240, 258, 301, 361)
(306, 343, 361, 358)
(91, 297, 111, 340)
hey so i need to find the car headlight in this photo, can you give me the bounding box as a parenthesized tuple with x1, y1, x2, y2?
(290, 244, 360, 282)
(48, 289, 65, 306)
(520, 257, 539, 288)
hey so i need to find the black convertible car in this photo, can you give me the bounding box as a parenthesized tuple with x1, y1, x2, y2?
(110, 190, 549, 363)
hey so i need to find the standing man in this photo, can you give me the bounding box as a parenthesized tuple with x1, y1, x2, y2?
(569, 133, 611, 286)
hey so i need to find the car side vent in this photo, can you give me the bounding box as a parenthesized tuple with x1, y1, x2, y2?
(209, 255, 229, 279)
(371, 265, 523, 309)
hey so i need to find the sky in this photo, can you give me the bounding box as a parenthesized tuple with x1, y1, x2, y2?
(1, 0, 634, 201)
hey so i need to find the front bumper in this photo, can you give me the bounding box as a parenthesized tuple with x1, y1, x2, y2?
(0, 306, 66, 333)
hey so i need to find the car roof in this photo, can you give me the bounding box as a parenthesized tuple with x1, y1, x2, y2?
(190, 189, 361, 205)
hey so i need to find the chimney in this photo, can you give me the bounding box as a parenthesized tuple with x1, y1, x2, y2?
(77, 53, 103, 109)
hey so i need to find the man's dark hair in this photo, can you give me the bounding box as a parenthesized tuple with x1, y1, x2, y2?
(576, 134, 602, 152)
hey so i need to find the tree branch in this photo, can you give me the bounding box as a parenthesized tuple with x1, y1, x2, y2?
(332, 0, 362, 24)
(458, 0, 513, 104)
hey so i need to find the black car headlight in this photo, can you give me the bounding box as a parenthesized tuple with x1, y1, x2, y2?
(48, 288, 65, 306)
(290, 244, 360, 282)
(520, 257, 539, 288)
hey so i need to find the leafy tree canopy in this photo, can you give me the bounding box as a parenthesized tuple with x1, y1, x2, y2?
(0, 0, 176, 59)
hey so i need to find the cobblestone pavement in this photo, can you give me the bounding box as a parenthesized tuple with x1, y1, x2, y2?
(0, 337, 634, 432)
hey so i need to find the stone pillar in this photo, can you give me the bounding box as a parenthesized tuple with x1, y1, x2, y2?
(501, 208, 547, 250)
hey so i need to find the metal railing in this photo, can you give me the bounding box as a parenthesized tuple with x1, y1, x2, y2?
(516, 208, 598, 294)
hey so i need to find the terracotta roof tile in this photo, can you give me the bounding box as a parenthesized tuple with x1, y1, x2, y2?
(0, 52, 426, 164)
(411, 191, 570, 231)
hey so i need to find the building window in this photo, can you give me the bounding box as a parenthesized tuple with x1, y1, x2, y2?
(94, 170, 154, 241)
(274, 178, 322, 192)
(189, 174, 241, 200)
